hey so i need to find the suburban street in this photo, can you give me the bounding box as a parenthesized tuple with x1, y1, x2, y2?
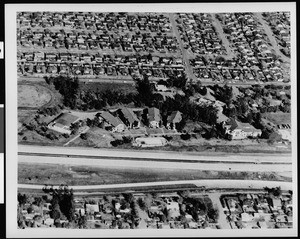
(18, 179, 292, 191)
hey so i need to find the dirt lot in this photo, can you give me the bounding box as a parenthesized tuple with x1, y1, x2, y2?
(18, 84, 52, 108)
(18, 163, 291, 186)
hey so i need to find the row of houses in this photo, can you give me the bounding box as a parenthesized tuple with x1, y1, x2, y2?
(218, 12, 288, 82)
(18, 51, 183, 65)
(190, 56, 285, 83)
(18, 28, 179, 53)
(176, 13, 227, 55)
(17, 12, 172, 33)
(17, 52, 184, 78)
(48, 107, 183, 135)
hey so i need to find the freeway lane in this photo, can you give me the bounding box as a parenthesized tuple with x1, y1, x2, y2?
(18, 145, 292, 164)
(18, 154, 292, 173)
(18, 179, 292, 191)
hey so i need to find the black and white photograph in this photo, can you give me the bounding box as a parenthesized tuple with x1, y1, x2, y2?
(5, 2, 297, 238)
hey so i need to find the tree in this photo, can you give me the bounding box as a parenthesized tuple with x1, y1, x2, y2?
(18, 193, 28, 207)
(45, 75, 79, 109)
(137, 197, 147, 211)
(180, 133, 191, 140)
(134, 74, 154, 106)
(207, 208, 219, 222)
(80, 133, 88, 140)
(122, 193, 134, 204)
(70, 121, 81, 134)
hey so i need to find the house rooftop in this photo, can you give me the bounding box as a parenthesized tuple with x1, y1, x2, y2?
(100, 111, 124, 127)
(119, 107, 139, 124)
(148, 107, 161, 122)
(54, 113, 79, 127)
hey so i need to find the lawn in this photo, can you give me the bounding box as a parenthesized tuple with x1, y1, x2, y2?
(18, 84, 52, 108)
(18, 163, 291, 187)
(263, 112, 291, 125)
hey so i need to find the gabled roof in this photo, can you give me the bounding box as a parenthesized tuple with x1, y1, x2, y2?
(119, 107, 139, 124)
(148, 107, 161, 122)
(167, 111, 182, 123)
(55, 113, 79, 127)
(236, 121, 261, 133)
(226, 118, 238, 131)
(226, 118, 261, 133)
(99, 111, 124, 127)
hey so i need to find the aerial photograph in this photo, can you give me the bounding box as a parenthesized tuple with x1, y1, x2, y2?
(16, 8, 294, 232)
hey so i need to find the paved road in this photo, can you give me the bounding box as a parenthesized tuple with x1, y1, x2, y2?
(211, 14, 236, 58)
(169, 13, 197, 82)
(255, 13, 290, 64)
(18, 179, 292, 191)
(18, 153, 292, 174)
(209, 193, 231, 229)
(18, 145, 292, 164)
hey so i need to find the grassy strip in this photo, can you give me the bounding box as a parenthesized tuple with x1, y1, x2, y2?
(18, 163, 291, 187)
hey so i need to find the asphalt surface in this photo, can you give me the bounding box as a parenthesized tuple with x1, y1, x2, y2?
(18, 145, 292, 164)
(18, 179, 292, 191)
(18, 154, 292, 173)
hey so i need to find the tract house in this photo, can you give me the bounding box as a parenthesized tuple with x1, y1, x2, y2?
(99, 111, 125, 133)
(48, 112, 80, 135)
(148, 107, 161, 128)
(166, 111, 182, 130)
(224, 118, 262, 140)
(117, 107, 140, 129)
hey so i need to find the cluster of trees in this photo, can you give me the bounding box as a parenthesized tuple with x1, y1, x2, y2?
(42, 185, 75, 222)
(264, 186, 282, 197)
(158, 94, 218, 128)
(211, 84, 233, 106)
(45, 75, 79, 109)
(38, 105, 62, 116)
(110, 136, 132, 147)
(78, 89, 136, 111)
(178, 192, 219, 224)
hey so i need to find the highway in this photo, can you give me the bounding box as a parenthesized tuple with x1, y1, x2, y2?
(18, 154, 292, 173)
(18, 145, 292, 164)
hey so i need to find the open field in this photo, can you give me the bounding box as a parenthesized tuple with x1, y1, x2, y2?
(18, 162, 291, 187)
(79, 81, 137, 94)
(18, 83, 52, 108)
(263, 112, 291, 125)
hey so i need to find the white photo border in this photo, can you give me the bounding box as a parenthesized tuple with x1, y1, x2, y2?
(5, 2, 297, 238)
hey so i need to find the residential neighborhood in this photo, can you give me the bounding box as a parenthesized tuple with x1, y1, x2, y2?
(220, 190, 293, 229)
(16, 8, 294, 234)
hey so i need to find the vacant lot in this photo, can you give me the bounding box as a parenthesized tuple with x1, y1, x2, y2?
(80, 82, 137, 94)
(18, 84, 52, 108)
(263, 112, 291, 125)
(18, 163, 291, 186)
